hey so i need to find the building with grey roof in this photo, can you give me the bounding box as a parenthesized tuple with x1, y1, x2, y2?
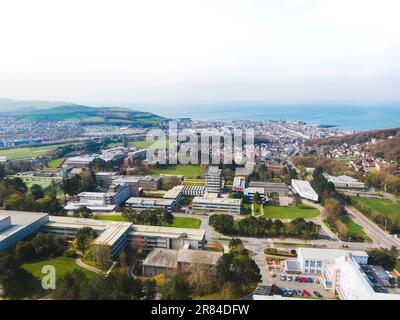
(0, 210, 49, 251)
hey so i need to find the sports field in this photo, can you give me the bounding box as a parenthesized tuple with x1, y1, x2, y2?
(0, 143, 66, 160)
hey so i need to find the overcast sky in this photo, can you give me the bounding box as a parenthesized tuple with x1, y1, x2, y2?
(0, 0, 399, 107)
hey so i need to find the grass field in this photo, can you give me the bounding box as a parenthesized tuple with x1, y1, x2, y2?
(47, 157, 65, 168)
(21, 177, 61, 190)
(130, 139, 168, 149)
(0, 143, 67, 160)
(352, 196, 400, 218)
(339, 215, 367, 238)
(95, 215, 201, 229)
(183, 179, 205, 186)
(22, 257, 95, 281)
(148, 164, 203, 179)
(263, 204, 320, 219)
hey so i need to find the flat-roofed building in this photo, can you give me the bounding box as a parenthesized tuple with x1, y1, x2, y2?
(244, 187, 267, 202)
(142, 248, 223, 277)
(125, 197, 176, 212)
(114, 175, 160, 191)
(0, 210, 49, 251)
(95, 172, 118, 187)
(192, 192, 242, 214)
(291, 179, 319, 202)
(42, 215, 206, 261)
(248, 181, 289, 197)
(182, 185, 206, 197)
(232, 176, 246, 192)
(64, 155, 96, 168)
(130, 224, 205, 252)
(205, 166, 222, 195)
(324, 175, 366, 189)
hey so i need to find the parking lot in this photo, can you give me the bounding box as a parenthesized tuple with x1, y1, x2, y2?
(272, 273, 336, 299)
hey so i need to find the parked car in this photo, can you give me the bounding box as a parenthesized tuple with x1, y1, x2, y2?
(294, 276, 300, 282)
(280, 275, 287, 281)
(300, 277, 307, 283)
(302, 289, 311, 297)
(297, 290, 302, 296)
(287, 276, 293, 281)
(315, 278, 320, 284)
(314, 291, 322, 298)
(307, 277, 313, 283)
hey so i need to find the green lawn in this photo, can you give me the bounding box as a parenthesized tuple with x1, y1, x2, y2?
(340, 215, 367, 238)
(47, 157, 65, 168)
(22, 256, 95, 281)
(352, 196, 400, 218)
(95, 215, 201, 229)
(183, 179, 205, 186)
(148, 164, 203, 179)
(263, 204, 320, 219)
(130, 139, 168, 149)
(169, 216, 201, 229)
(22, 177, 61, 190)
(0, 143, 67, 160)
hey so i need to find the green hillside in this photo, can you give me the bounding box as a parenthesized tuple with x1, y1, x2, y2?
(15, 105, 165, 125)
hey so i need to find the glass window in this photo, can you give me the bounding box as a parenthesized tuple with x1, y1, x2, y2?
(310, 261, 316, 267)
(305, 260, 309, 267)
(317, 261, 322, 268)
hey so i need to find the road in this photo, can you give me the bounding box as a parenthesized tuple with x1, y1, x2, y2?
(175, 211, 377, 285)
(346, 206, 399, 249)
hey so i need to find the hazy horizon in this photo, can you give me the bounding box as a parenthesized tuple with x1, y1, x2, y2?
(0, 0, 400, 106)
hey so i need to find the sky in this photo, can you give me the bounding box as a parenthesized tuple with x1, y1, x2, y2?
(0, 0, 399, 108)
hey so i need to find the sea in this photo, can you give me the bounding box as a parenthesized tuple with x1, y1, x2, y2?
(145, 104, 400, 132)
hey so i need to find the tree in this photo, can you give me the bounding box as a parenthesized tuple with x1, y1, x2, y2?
(209, 214, 235, 234)
(48, 179, 58, 200)
(76, 227, 97, 251)
(163, 211, 174, 224)
(61, 174, 81, 197)
(80, 170, 97, 192)
(30, 184, 44, 200)
(5, 177, 27, 194)
(162, 272, 191, 300)
(142, 279, 157, 300)
(367, 247, 399, 271)
(73, 206, 93, 219)
(253, 192, 261, 204)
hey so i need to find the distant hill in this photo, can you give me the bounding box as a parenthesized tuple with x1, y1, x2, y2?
(0, 99, 165, 125)
(308, 127, 400, 162)
(308, 127, 400, 147)
(0, 98, 77, 112)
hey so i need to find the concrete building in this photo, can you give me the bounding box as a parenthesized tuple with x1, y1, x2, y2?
(248, 181, 289, 197)
(291, 179, 319, 202)
(324, 175, 366, 189)
(64, 183, 130, 213)
(142, 248, 223, 277)
(283, 247, 400, 300)
(182, 185, 206, 197)
(125, 197, 176, 212)
(232, 176, 246, 192)
(42, 215, 206, 261)
(114, 175, 160, 191)
(192, 192, 242, 214)
(95, 172, 118, 187)
(243, 187, 267, 202)
(205, 166, 222, 195)
(0, 211, 49, 251)
(125, 185, 184, 212)
(64, 156, 96, 168)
